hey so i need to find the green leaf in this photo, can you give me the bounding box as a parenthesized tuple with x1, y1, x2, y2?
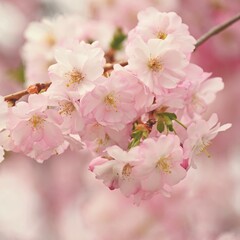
(163, 115, 175, 132)
(110, 28, 127, 50)
(163, 112, 177, 120)
(131, 130, 142, 139)
(163, 115, 172, 126)
(128, 138, 141, 149)
(142, 130, 149, 139)
(157, 120, 165, 133)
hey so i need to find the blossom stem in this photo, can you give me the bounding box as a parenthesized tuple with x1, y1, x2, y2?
(195, 12, 240, 49)
(174, 119, 187, 130)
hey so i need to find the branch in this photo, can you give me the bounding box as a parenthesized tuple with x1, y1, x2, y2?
(104, 61, 128, 72)
(195, 12, 240, 49)
(4, 83, 52, 105)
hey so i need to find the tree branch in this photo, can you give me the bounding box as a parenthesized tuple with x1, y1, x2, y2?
(195, 12, 240, 49)
(4, 83, 52, 105)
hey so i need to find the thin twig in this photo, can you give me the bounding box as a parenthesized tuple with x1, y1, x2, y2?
(195, 12, 240, 49)
(104, 61, 128, 72)
(4, 82, 52, 105)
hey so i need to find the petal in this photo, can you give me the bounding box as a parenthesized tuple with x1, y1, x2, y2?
(43, 122, 64, 147)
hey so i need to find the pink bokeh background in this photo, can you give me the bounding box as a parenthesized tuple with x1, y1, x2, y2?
(0, 0, 239, 239)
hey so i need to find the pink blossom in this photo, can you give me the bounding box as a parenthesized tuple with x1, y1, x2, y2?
(182, 64, 224, 117)
(22, 15, 86, 84)
(0, 96, 8, 162)
(49, 41, 105, 96)
(126, 37, 188, 91)
(46, 90, 85, 134)
(8, 94, 65, 161)
(136, 135, 186, 195)
(184, 113, 232, 167)
(129, 7, 196, 55)
(81, 121, 131, 154)
(90, 145, 141, 197)
(0, 96, 8, 131)
(81, 68, 154, 130)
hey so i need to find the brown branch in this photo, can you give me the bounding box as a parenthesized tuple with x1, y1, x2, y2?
(195, 12, 240, 49)
(104, 61, 128, 73)
(4, 82, 52, 105)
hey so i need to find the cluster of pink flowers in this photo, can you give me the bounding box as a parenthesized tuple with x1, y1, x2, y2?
(0, 7, 231, 202)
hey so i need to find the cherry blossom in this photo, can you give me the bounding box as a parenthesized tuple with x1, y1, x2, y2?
(136, 135, 186, 192)
(49, 41, 106, 96)
(81, 68, 154, 130)
(184, 113, 232, 167)
(0, 6, 233, 202)
(129, 7, 196, 55)
(90, 145, 141, 197)
(0, 96, 8, 162)
(126, 37, 188, 91)
(7, 94, 65, 162)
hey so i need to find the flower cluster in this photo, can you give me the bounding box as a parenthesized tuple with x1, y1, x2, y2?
(0, 8, 231, 202)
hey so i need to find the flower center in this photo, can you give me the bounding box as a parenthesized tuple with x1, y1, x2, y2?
(29, 114, 45, 129)
(104, 93, 117, 110)
(46, 34, 56, 47)
(96, 134, 110, 152)
(195, 139, 211, 157)
(59, 101, 76, 115)
(148, 58, 164, 72)
(191, 95, 206, 113)
(66, 69, 84, 87)
(156, 31, 167, 40)
(122, 163, 133, 177)
(156, 157, 172, 174)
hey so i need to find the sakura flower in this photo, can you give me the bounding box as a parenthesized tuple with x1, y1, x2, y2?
(0, 96, 8, 162)
(126, 37, 188, 91)
(8, 94, 64, 161)
(129, 7, 196, 55)
(89, 145, 141, 197)
(81, 121, 131, 154)
(81, 69, 154, 130)
(46, 90, 85, 134)
(0, 96, 8, 131)
(49, 41, 105, 96)
(0, 146, 4, 163)
(136, 135, 186, 195)
(184, 113, 232, 168)
(182, 64, 224, 117)
(22, 15, 86, 84)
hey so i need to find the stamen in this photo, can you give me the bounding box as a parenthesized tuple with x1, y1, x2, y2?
(104, 93, 117, 110)
(29, 114, 45, 129)
(148, 58, 164, 72)
(156, 157, 172, 174)
(156, 31, 167, 40)
(46, 34, 56, 47)
(59, 101, 75, 115)
(195, 139, 211, 157)
(66, 69, 84, 87)
(96, 134, 110, 152)
(122, 163, 133, 177)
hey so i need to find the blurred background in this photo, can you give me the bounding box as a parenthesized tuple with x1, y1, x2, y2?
(0, 0, 239, 239)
